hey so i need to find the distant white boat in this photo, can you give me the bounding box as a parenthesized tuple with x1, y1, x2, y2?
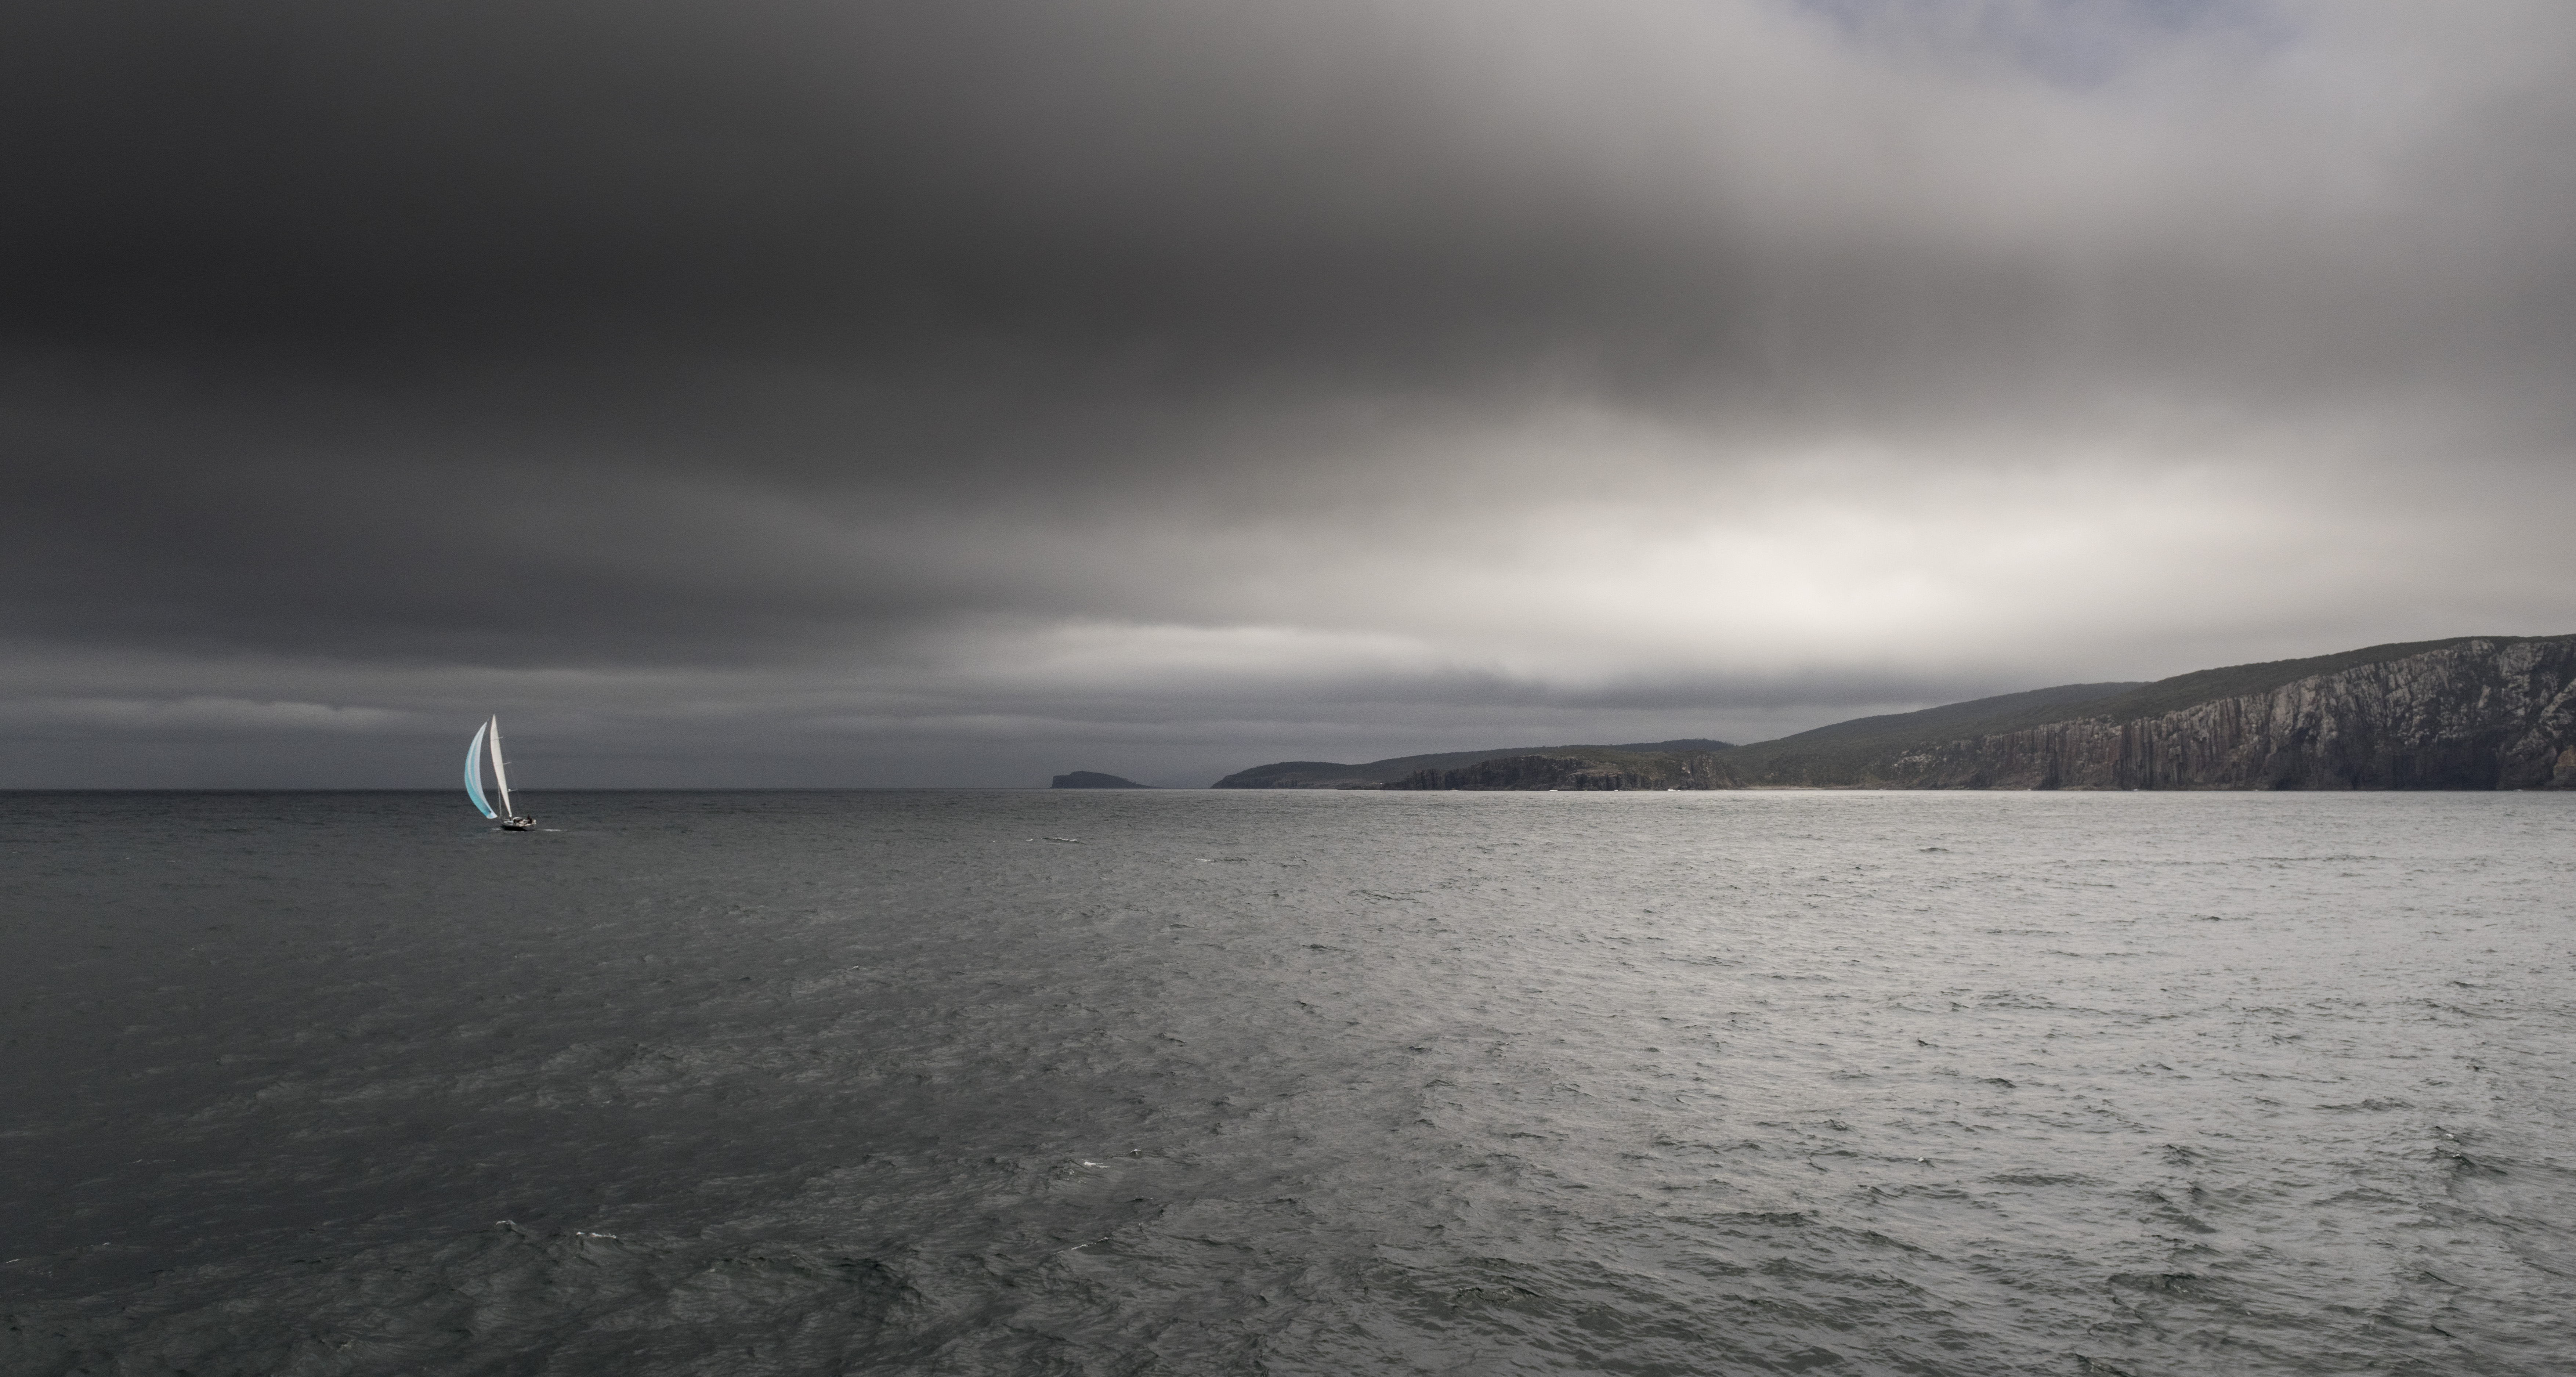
(464, 716, 535, 831)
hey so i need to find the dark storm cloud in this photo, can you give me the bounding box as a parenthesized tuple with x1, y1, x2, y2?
(24, 0, 2559, 400)
(4, 1, 1730, 368)
(5, 0, 2575, 783)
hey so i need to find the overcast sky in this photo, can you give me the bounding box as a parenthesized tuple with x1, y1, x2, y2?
(5, 0, 2572, 787)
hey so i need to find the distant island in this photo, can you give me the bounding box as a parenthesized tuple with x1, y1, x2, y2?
(1213, 635, 2576, 791)
(1052, 771, 1152, 789)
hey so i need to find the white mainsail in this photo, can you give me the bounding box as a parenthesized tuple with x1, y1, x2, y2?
(488, 715, 515, 818)
(464, 721, 497, 819)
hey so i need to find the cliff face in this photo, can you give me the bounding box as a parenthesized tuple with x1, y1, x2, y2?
(1845, 637, 2576, 790)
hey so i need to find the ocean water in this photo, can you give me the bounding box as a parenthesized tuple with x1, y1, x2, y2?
(4, 788, 2573, 1376)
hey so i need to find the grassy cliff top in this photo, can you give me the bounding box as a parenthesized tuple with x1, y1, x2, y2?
(2052, 636, 2563, 726)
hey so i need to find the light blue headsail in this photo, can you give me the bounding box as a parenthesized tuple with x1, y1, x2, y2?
(464, 721, 498, 819)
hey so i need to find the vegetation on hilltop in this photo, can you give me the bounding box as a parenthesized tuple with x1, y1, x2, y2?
(1716, 682, 2145, 783)
(2048, 637, 2518, 726)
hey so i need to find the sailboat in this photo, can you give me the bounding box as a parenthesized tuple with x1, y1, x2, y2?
(464, 716, 536, 830)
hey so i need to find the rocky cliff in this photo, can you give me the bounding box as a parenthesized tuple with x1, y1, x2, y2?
(1799, 636, 2576, 790)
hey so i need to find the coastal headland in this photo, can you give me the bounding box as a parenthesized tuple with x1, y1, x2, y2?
(1051, 771, 1153, 789)
(1213, 636, 2576, 791)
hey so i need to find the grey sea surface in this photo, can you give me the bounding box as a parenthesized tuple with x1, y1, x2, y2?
(4, 789, 2573, 1375)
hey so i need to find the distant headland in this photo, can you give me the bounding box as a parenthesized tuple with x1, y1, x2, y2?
(1213, 635, 2576, 792)
(1052, 771, 1152, 789)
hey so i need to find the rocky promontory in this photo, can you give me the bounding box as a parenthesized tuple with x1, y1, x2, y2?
(1214, 740, 1733, 789)
(1385, 748, 1739, 791)
(1051, 771, 1151, 788)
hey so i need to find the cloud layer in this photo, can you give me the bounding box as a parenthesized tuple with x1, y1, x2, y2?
(6, 0, 2572, 785)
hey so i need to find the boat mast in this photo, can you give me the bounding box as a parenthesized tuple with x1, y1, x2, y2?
(489, 715, 515, 818)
